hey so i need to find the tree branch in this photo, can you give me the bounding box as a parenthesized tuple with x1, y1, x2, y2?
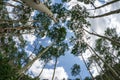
(95, 0, 120, 9)
(83, 28, 120, 47)
(89, 8, 120, 18)
(18, 43, 54, 76)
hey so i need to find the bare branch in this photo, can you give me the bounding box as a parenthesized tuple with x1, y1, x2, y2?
(89, 8, 120, 18)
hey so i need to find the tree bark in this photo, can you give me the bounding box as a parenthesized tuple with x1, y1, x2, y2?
(94, 62, 104, 80)
(21, 0, 57, 22)
(89, 8, 120, 18)
(52, 57, 58, 80)
(18, 43, 53, 76)
(95, 0, 120, 9)
(95, 60, 111, 80)
(84, 29, 120, 47)
(81, 53, 94, 80)
(88, 48, 111, 80)
(36, 61, 48, 79)
(87, 44, 120, 79)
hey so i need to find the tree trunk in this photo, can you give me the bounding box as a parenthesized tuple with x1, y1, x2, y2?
(81, 54, 94, 80)
(36, 61, 48, 79)
(94, 0, 119, 9)
(88, 48, 111, 80)
(52, 57, 58, 80)
(87, 44, 120, 79)
(96, 60, 111, 80)
(84, 29, 120, 47)
(21, 0, 57, 22)
(89, 8, 120, 18)
(111, 49, 120, 62)
(18, 43, 53, 76)
(94, 62, 104, 80)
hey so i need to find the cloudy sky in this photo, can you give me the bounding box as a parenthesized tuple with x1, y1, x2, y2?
(7, 0, 120, 79)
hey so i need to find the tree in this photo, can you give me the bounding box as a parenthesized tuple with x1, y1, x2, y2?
(1, 0, 120, 79)
(84, 77, 92, 80)
(81, 53, 94, 80)
(21, 0, 57, 22)
(18, 43, 53, 77)
(71, 64, 82, 80)
(51, 42, 68, 80)
(83, 28, 120, 47)
(68, 1, 120, 79)
(52, 57, 58, 80)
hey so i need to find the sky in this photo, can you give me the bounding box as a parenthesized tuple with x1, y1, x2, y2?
(25, 0, 103, 79)
(6, 0, 120, 80)
(24, 0, 120, 79)
(84, 0, 120, 77)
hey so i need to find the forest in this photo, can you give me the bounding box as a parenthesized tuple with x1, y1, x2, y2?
(0, 0, 120, 80)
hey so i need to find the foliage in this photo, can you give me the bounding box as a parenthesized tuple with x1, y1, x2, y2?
(84, 77, 92, 80)
(0, 54, 37, 80)
(71, 64, 81, 77)
(0, 0, 120, 80)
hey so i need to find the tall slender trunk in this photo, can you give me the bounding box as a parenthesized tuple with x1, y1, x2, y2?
(81, 54, 94, 80)
(89, 45, 119, 80)
(36, 61, 48, 79)
(89, 8, 120, 18)
(21, 0, 57, 23)
(18, 43, 53, 76)
(88, 48, 111, 80)
(52, 57, 58, 80)
(111, 53, 120, 62)
(94, 62, 104, 80)
(83, 29, 120, 47)
(94, 0, 120, 9)
(104, 64, 117, 80)
(111, 49, 120, 62)
(108, 53, 120, 75)
(95, 60, 111, 80)
(87, 44, 120, 79)
(21, 54, 33, 65)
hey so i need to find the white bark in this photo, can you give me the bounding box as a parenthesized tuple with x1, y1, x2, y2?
(21, 0, 57, 22)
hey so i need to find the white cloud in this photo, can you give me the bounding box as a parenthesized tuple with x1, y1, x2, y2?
(40, 67, 68, 80)
(76, 0, 120, 77)
(23, 34, 36, 44)
(47, 60, 55, 66)
(28, 59, 68, 79)
(79, 50, 92, 61)
(90, 65, 99, 77)
(67, 0, 89, 10)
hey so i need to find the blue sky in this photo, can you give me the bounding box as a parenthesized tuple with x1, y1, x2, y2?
(98, 0, 105, 3)
(25, 0, 108, 79)
(58, 52, 90, 79)
(8, 0, 120, 79)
